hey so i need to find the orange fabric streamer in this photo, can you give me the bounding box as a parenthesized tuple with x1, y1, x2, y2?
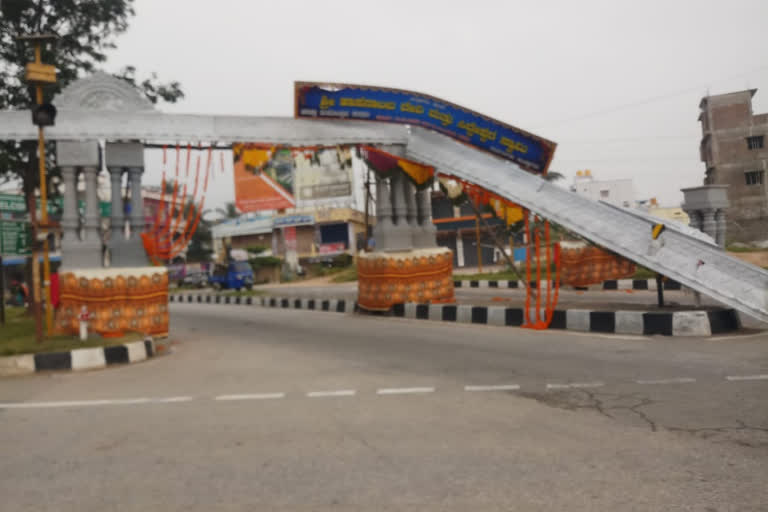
(524, 210, 532, 326)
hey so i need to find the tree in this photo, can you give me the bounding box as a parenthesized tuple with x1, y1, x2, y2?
(543, 170, 565, 182)
(0, 0, 184, 200)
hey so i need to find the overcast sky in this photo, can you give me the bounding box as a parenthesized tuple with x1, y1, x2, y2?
(104, 0, 768, 209)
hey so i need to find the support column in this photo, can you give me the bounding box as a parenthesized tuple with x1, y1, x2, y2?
(415, 187, 437, 248)
(60, 166, 79, 242)
(715, 209, 727, 247)
(684, 210, 700, 231)
(701, 208, 717, 240)
(403, 177, 420, 246)
(128, 167, 145, 236)
(56, 140, 102, 269)
(372, 175, 393, 251)
(125, 166, 148, 266)
(387, 172, 413, 252)
(106, 142, 147, 267)
(82, 166, 100, 242)
(108, 167, 124, 243)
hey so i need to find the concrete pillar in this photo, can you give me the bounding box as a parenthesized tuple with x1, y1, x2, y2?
(347, 222, 357, 254)
(685, 210, 701, 231)
(701, 208, 717, 240)
(403, 177, 420, 246)
(60, 166, 79, 241)
(372, 175, 393, 250)
(128, 167, 145, 235)
(387, 172, 413, 252)
(715, 209, 727, 247)
(415, 187, 437, 248)
(108, 167, 124, 243)
(56, 140, 102, 269)
(105, 142, 148, 267)
(82, 166, 100, 242)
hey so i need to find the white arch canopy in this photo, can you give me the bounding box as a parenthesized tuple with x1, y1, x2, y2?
(1, 73, 766, 322)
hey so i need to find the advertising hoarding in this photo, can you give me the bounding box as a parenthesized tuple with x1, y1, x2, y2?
(233, 145, 356, 213)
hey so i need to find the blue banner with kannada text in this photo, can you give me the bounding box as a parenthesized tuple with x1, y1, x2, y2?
(295, 83, 556, 174)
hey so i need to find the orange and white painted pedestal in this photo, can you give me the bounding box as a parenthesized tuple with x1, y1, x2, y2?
(357, 247, 454, 311)
(57, 267, 169, 338)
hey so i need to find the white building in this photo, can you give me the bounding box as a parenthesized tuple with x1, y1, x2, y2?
(570, 170, 635, 208)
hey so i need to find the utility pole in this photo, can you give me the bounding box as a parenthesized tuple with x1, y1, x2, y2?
(19, 34, 58, 340)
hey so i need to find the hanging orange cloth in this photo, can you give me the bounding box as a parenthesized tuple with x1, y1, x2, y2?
(396, 158, 434, 186)
(361, 145, 435, 186)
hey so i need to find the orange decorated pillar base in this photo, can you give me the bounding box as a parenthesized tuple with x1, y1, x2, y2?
(56, 267, 170, 338)
(357, 247, 454, 311)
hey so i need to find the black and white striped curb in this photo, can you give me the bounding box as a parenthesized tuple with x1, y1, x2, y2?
(171, 293, 740, 337)
(0, 339, 155, 377)
(454, 279, 682, 291)
(169, 293, 357, 313)
(390, 303, 739, 337)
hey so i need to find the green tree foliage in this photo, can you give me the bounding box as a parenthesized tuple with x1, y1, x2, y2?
(0, 0, 184, 200)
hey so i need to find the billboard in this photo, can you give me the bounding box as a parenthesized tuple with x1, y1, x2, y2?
(295, 82, 556, 174)
(233, 144, 355, 213)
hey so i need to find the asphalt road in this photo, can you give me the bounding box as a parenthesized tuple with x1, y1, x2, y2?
(1, 303, 767, 510)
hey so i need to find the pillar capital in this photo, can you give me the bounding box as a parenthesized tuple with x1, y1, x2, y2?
(56, 140, 100, 167)
(105, 142, 144, 168)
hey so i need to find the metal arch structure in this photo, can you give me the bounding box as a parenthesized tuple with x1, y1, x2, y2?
(1, 98, 767, 323)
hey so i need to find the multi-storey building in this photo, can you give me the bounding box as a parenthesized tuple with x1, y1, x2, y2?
(699, 89, 767, 243)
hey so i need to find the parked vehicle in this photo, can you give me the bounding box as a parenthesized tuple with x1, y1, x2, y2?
(208, 261, 254, 291)
(182, 271, 208, 288)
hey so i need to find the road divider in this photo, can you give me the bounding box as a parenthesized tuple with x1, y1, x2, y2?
(453, 278, 683, 292)
(0, 338, 157, 377)
(169, 293, 741, 337)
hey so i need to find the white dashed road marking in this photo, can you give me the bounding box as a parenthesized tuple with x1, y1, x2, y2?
(636, 378, 696, 385)
(547, 382, 604, 390)
(214, 393, 285, 401)
(377, 387, 435, 395)
(5, 373, 768, 410)
(0, 398, 152, 409)
(464, 384, 521, 392)
(153, 396, 195, 403)
(725, 374, 768, 382)
(307, 390, 356, 398)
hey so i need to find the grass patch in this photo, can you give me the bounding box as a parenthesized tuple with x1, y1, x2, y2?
(726, 246, 766, 253)
(0, 308, 143, 357)
(330, 267, 358, 283)
(454, 269, 523, 281)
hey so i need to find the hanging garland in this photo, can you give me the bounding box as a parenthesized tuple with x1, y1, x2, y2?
(359, 145, 435, 188)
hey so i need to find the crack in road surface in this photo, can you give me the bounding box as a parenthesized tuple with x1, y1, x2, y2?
(518, 389, 768, 450)
(668, 420, 768, 448)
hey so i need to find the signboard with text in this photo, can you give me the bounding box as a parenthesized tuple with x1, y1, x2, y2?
(0, 193, 110, 219)
(295, 82, 556, 174)
(0, 221, 30, 256)
(318, 242, 346, 255)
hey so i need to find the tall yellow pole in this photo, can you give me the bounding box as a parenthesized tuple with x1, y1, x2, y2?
(34, 42, 53, 336)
